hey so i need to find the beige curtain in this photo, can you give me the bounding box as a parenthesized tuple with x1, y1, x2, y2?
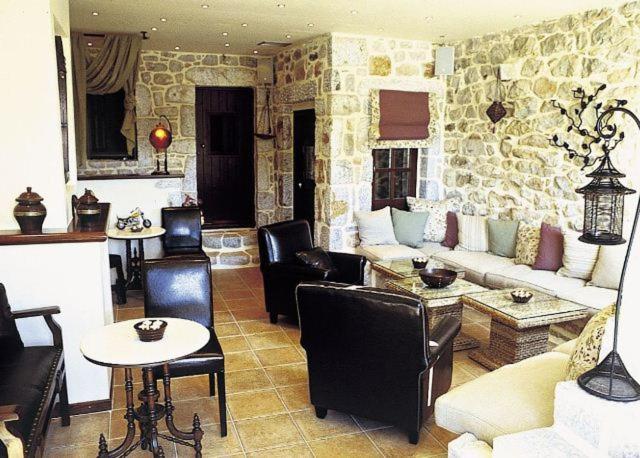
(72, 32, 142, 160)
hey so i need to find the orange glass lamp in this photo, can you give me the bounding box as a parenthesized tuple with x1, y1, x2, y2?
(149, 115, 172, 175)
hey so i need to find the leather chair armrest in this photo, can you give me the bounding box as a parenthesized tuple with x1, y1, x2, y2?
(11, 306, 60, 319)
(0, 405, 20, 423)
(327, 252, 367, 285)
(428, 316, 461, 362)
(266, 262, 331, 281)
(12, 307, 63, 348)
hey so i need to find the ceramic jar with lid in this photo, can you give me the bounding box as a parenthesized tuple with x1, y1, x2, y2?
(74, 189, 101, 228)
(14, 187, 47, 234)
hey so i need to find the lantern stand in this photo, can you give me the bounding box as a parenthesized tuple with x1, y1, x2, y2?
(576, 106, 640, 402)
(149, 115, 173, 175)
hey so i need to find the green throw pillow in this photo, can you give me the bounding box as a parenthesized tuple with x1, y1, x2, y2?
(391, 208, 429, 248)
(488, 220, 519, 258)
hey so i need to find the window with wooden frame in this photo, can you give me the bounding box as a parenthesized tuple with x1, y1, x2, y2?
(371, 148, 418, 210)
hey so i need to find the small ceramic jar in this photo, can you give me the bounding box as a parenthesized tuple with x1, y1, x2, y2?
(14, 187, 47, 234)
(75, 189, 101, 228)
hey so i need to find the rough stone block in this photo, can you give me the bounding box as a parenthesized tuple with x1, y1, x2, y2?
(219, 251, 250, 266)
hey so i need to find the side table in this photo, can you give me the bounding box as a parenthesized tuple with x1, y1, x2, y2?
(107, 227, 166, 291)
(81, 318, 209, 457)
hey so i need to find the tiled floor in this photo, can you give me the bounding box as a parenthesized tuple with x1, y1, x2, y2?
(44, 267, 494, 457)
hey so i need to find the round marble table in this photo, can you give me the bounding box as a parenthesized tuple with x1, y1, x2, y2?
(107, 227, 166, 291)
(81, 318, 209, 457)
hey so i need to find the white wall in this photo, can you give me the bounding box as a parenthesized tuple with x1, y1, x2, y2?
(0, 241, 113, 404)
(77, 177, 183, 260)
(0, 0, 69, 230)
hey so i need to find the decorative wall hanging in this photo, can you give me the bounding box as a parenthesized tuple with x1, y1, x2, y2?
(486, 70, 507, 132)
(149, 115, 173, 175)
(550, 84, 640, 402)
(369, 89, 439, 149)
(255, 85, 276, 140)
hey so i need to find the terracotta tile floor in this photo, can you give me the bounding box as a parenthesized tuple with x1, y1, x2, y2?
(44, 267, 494, 457)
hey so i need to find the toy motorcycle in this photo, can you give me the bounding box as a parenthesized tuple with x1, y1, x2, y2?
(116, 207, 152, 232)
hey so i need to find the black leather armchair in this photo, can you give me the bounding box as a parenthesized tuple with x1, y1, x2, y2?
(257, 220, 366, 324)
(296, 282, 460, 444)
(142, 258, 226, 437)
(0, 284, 70, 457)
(161, 207, 207, 258)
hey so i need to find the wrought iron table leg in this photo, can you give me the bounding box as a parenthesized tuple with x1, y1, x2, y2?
(97, 368, 138, 457)
(142, 368, 165, 457)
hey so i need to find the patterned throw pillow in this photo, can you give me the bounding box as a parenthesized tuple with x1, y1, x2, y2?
(514, 223, 541, 266)
(565, 304, 615, 380)
(406, 197, 460, 243)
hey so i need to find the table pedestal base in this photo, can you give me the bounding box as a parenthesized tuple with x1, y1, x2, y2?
(469, 320, 550, 370)
(428, 301, 480, 352)
(98, 366, 203, 457)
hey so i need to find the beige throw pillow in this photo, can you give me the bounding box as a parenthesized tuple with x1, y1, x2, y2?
(457, 214, 489, 252)
(514, 223, 540, 266)
(406, 197, 460, 243)
(558, 230, 600, 280)
(565, 304, 615, 380)
(588, 244, 625, 290)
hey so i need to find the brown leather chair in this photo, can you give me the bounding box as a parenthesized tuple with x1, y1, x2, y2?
(142, 258, 226, 437)
(296, 282, 460, 444)
(161, 207, 207, 258)
(0, 283, 70, 456)
(258, 220, 366, 323)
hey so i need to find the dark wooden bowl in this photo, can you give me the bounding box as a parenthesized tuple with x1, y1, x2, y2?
(412, 258, 428, 269)
(134, 320, 167, 342)
(511, 290, 533, 303)
(419, 268, 457, 289)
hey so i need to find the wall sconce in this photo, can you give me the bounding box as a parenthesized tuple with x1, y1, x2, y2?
(149, 115, 172, 175)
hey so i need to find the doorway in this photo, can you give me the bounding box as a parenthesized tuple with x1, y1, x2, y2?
(293, 109, 316, 236)
(196, 87, 255, 228)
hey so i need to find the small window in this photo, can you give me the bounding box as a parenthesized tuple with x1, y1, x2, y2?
(371, 148, 418, 210)
(86, 89, 137, 159)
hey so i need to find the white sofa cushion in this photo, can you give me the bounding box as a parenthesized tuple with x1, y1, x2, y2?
(484, 265, 586, 297)
(432, 251, 514, 285)
(355, 244, 424, 261)
(557, 286, 617, 312)
(435, 352, 569, 444)
(588, 244, 625, 290)
(558, 229, 600, 280)
(417, 242, 452, 257)
(457, 214, 489, 252)
(354, 207, 398, 246)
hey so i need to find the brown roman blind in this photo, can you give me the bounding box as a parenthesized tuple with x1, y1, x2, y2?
(378, 90, 430, 140)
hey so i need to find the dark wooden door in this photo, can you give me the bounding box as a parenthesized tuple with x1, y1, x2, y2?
(293, 109, 316, 236)
(196, 87, 255, 228)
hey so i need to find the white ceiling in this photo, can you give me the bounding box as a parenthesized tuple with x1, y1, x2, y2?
(70, 0, 628, 55)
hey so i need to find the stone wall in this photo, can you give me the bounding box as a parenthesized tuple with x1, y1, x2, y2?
(274, 33, 445, 250)
(77, 50, 278, 225)
(443, 2, 640, 228)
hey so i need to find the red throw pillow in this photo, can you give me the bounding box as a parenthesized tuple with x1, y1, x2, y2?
(532, 223, 564, 271)
(441, 211, 459, 248)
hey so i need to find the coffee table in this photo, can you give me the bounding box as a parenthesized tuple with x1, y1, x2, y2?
(81, 318, 210, 457)
(371, 258, 465, 287)
(462, 290, 588, 370)
(387, 277, 488, 351)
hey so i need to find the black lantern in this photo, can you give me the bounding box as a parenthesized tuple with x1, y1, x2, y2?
(576, 155, 635, 246)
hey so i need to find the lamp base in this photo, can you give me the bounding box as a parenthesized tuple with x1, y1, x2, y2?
(577, 350, 640, 402)
(578, 232, 626, 246)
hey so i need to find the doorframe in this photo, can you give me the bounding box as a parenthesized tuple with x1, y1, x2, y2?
(195, 86, 256, 229)
(292, 107, 316, 236)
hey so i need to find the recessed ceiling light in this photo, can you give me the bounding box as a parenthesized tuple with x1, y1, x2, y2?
(151, 26, 158, 31)
(253, 50, 258, 54)
(87, 42, 93, 46)
(201, 4, 209, 8)
(160, 17, 167, 22)
(377, 28, 383, 32)
(514, 14, 522, 18)
(91, 11, 99, 16)
(307, 22, 314, 27)
(174, 46, 180, 50)
(222, 32, 228, 36)
(424, 16, 433, 21)
(277, 3, 285, 7)
(285, 33, 292, 39)
(241, 23, 248, 27)
(224, 43, 230, 47)
(350, 9, 357, 14)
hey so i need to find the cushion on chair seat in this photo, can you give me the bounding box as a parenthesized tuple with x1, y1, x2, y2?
(484, 265, 586, 297)
(431, 251, 514, 285)
(153, 328, 223, 379)
(435, 352, 569, 444)
(356, 244, 425, 261)
(417, 242, 452, 258)
(0, 385, 45, 447)
(556, 286, 617, 312)
(0, 346, 61, 391)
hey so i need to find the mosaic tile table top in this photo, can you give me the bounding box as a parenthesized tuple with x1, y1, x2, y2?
(388, 277, 487, 308)
(372, 259, 465, 280)
(462, 290, 588, 330)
